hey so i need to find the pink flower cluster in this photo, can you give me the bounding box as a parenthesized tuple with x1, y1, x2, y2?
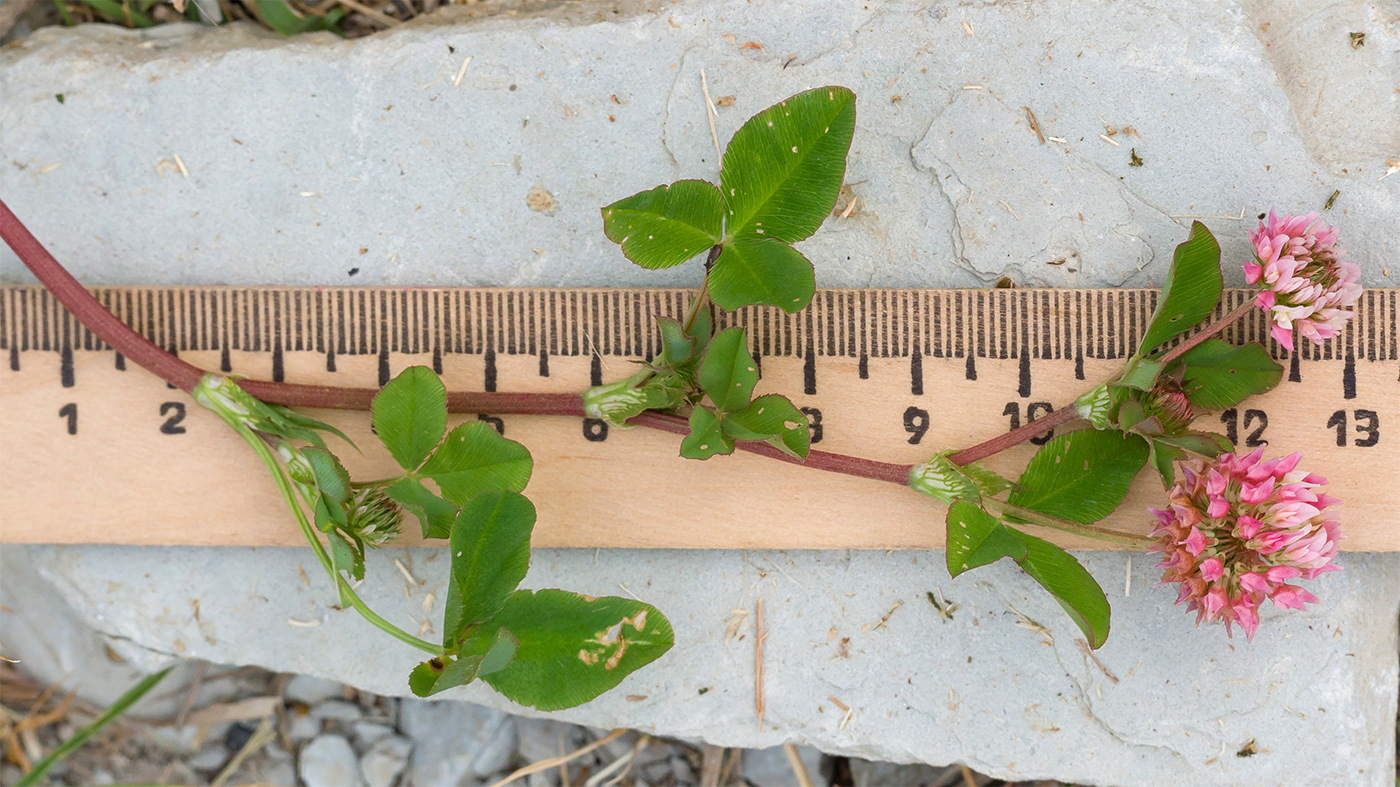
(1149, 448, 1342, 641)
(1246, 211, 1361, 351)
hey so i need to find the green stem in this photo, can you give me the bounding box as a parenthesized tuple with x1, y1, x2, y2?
(681, 248, 719, 335)
(984, 498, 1153, 549)
(236, 420, 445, 656)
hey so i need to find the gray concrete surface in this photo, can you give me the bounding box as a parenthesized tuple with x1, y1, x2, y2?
(1, 0, 1397, 783)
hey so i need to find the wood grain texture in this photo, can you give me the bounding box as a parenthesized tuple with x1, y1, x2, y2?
(1, 286, 1395, 550)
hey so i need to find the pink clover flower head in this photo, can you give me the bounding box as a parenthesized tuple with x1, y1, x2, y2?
(1147, 448, 1342, 641)
(1245, 210, 1361, 351)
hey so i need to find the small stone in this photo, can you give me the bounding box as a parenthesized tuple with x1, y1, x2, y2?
(360, 734, 412, 787)
(351, 721, 396, 751)
(309, 699, 364, 723)
(288, 710, 322, 742)
(741, 745, 826, 787)
(399, 699, 515, 786)
(187, 742, 229, 772)
(849, 758, 950, 787)
(285, 674, 346, 706)
(299, 734, 364, 787)
(670, 754, 697, 786)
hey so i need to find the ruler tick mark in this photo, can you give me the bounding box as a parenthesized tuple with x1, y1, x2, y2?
(378, 348, 390, 388)
(485, 347, 498, 392)
(60, 344, 74, 388)
(272, 344, 285, 383)
(1017, 353, 1031, 398)
(910, 348, 923, 396)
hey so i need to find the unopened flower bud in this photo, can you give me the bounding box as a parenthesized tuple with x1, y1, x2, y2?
(1074, 383, 1114, 430)
(1143, 378, 1195, 434)
(908, 452, 980, 504)
(192, 373, 257, 422)
(346, 487, 402, 549)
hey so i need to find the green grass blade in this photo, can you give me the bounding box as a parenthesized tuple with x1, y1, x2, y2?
(17, 666, 174, 787)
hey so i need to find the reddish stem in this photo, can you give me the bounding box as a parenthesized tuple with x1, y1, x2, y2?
(946, 405, 1080, 466)
(2, 199, 903, 485)
(1156, 300, 1257, 366)
(631, 412, 912, 485)
(0, 198, 205, 392)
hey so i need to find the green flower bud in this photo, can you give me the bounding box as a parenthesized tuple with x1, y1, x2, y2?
(192, 373, 258, 422)
(908, 452, 980, 504)
(581, 372, 676, 428)
(1074, 383, 1114, 430)
(345, 487, 402, 549)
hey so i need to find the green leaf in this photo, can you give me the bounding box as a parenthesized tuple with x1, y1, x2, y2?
(720, 86, 856, 242)
(328, 530, 364, 582)
(477, 629, 520, 678)
(374, 367, 448, 471)
(961, 463, 1016, 496)
(469, 589, 673, 711)
(419, 422, 533, 507)
(945, 501, 1026, 577)
(266, 405, 354, 449)
(697, 327, 758, 412)
(408, 654, 484, 698)
(1115, 356, 1163, 391)
(655, 316, 696, 366)
(1008, 430, 1150, 524)
(721, 394, 810, 458)
(944, 502, 1111, 648)
(1017, 536, 1112, 649)
(708, 237, 815, 313)
(1148, 439, 1185, 487)
(301, 447, 351, 504)
(443, 491, 536, 647)
(1176, 339, 1283, 410)
(601, 181, 723, 270)
(386, 478, 460, 539)
(690, 300, 713, 347)
(679, 407, 733, 459)
(77, 0, 155, 27)
(1139, 221, 1223, 356)
(1157, 431, 1234, 457)
(255, 0, 345, 35)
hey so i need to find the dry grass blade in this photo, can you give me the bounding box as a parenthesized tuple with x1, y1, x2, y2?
(754, 598, 766, 730)
(1077, 638, 1120, 684)
(699, 744, 724, 787)
(336, 0, 400, 27)
(211, 716, 274, 786)
(488, 728, 627, 787)
(783, 743, 815, 787)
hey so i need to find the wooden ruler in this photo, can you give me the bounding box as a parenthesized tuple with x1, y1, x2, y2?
(1, 286, 1395, 550)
